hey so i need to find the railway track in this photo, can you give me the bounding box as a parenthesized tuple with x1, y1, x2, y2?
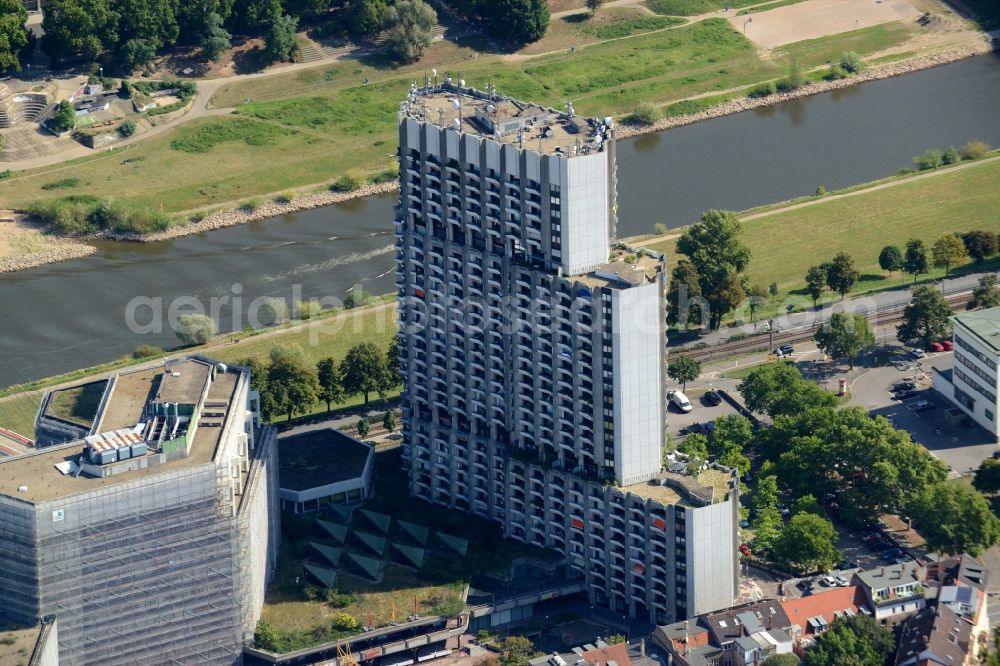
(678, 290, 971, 363)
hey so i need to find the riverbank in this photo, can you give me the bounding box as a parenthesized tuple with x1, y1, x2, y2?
(0, 39, 993, 275)
(0, 214, 97, 274)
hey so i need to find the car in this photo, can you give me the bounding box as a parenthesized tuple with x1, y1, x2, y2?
(894, 556, 913, 565)
(795, 579, 811, 591)
(909, 348, 927, 359)
(894, 389, 917, 401)
(941, 340, 953, 351)
(739, 544, 751, 556)
(740, 519, 751, 529)
(670, 390, 693, 413)
(777, 344, 794, 356)
(702, 390, 723, 406)
(820, 575, 837, 587)
(892, 382, 916, 393)
(910, 399, 935, 412)
(833, 575, 850, 587)
(778, 503, 791, 517)
(882, 548, 904, 562)
(928, 342, 944, 353)
(863, 533, 882, 545)
(992, 450, 1000, 460)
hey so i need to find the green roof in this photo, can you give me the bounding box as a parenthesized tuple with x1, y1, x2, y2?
(316, 519, 350, 544)
(954, 305, 1000, 354)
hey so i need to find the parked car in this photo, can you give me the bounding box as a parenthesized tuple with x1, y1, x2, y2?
(892, 382, 916, 393)
(778, 503, 791, 517)
(739, 544, 751, 556)
(670, 391, 693, 413)
(894, 556, 913, 565)
(777, 344, 794, 356)
(795, 579, 811, 591)
(820, 575, 837, 587)
(910, 399, 935, 412)
(833, 575, 850, 587)
(703, 390, 723, 406)
(928, 342, 944, 353)
(941, 340, 953, 351)
(909, 348, 927, 359)
(869, 539, 892, 552)
(740, 519, 751, 529)
(992, 450, 1000, 460)
(881, 548, 904, 562)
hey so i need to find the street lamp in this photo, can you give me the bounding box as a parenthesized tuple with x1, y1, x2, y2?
(743, 16, 752, 33)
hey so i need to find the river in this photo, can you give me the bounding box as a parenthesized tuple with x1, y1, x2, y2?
(2, 54, 1000, 389)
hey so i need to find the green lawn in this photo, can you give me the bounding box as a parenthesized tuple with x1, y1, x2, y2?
(0, 18, 921, 215)
(0, 392, 43, 441)
(643, 156, 1000, 307)
(644, 0, 765, 16)
(45, 381, 107, 427)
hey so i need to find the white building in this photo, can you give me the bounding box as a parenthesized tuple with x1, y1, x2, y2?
(394, 81, 738, 624)
(932, 305, 1000, 439)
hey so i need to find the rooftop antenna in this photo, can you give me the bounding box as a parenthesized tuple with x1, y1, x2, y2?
(432, 68, 438, 85)
(438, 108, 445, 126)
(518, 127, 524, 149)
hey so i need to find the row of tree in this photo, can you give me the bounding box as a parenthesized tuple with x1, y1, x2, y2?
(239, 340, 399, 422)
(440, 0, 549, 46)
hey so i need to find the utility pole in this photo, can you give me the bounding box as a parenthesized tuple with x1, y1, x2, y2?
(767, 319, 775, 353)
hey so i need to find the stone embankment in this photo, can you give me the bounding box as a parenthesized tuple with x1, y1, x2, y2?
(0, 240, 96, 274)
(615, 44, 991, 139)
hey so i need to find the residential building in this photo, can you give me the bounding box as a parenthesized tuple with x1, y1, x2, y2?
(855, 561, 928, 622)
(895, 554, 990, 666)
(0, 356, 280, 666)
(931, 305, 1000, 439)
(781, 585, 869, 638)
(653, 598, 793, 666)
(395, 81, 739, 624)
(278, 428, 375, 514)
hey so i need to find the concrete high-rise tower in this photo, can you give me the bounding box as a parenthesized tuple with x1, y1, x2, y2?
(395, 81, 737, 624)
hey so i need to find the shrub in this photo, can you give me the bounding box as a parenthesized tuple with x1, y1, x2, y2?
(823, 65, 847, 81)
(47, 100, 75, 134)
(324, 589, 357, 608)
(332, 613, 358, 631)
(41, 177, 80, 190)
(274, 190, 297, 204)
(959, 140, 990, 160)
(775, 61, 804, 93)
(815, 185, 827, 195)
(941, 145, 959, 165)
(912, 149, 942, 171)
(0, 170, 12, 179)
(330, 172, 363, 192)
(27, 196, 173, 235)
(118, 119, 137, 137)
(241, 198, 263, 212)
(628, 101, 660, 125)
(747, 81, 776, 98)
(132, 344, 163, 359)
(295, 300, 323, 319)
(176, 314, 216, 346)
(839, 51, 864, 73)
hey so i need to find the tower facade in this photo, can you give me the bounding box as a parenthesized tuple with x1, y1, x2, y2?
(395, 83, 737, 624)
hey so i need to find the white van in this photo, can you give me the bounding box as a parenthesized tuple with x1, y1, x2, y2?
(670, 391, 693, 413)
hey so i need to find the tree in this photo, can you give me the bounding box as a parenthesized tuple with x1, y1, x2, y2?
(898, 284, 952, 345)
(825, 252, 860, 300)
(386, 338, 402, 386)
(677, 210, 751, 329)
(387, 0, 436, 62)
(969, 274, 1000, 311)
(41, 0, 118, 63)
(267, 346, 320, 421)
(878, 245, 903, 276)
(258, 296, 288, 326)
(708, 414, 754, 458)
(240, 356, 278, 420)
(0, 0, 29, 73)
(340, 342, 391, 405)
(679, 433, 708, 476)
(499, 635, 537, 666)
(382, 409, 397, 433)
(356, 415, 369, 439)
(47, 100, 76, 134)
(254, 619, 279, 651)
(763, 655, 800, 666)
(962, 230, 999, 264)
(904, 238, 930, 283)
(751, 505, 783, 553)
(768, 282, 779, 300)
(175, 313, 216, 345)
(115, 0, 179, 52)
(748, 284, 768, 325)
(738, 362, 836, 418)
(117, 38, 156, 71)
(667, 355, 701, 391)
(753, 474, 779, 514)
(227, 0, 281, 33)
(932, 234, 968, 277)
(912, 482, 1000, 556)
(973, 458, 1000, 495)
(200, 11, 231, 61)
(667, 258, 703, 330)
(316, 357, 345, 413)
(489, 0, 549, 45)
(772, 512, 840, 572)
(808, 615, 894, 666)
(264, 13, 298, 62)
(814, 311, 874, 369)
(804, 265, 826, 307)
(347, 0, 392, 36)
(585, 0, 603, 14)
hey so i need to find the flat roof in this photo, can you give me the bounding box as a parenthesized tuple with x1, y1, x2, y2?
(625, 467, 733, 508)
(403, 84, 610, 158)
(953, 305, 1000, 354)
(278, 429, 373, 491)
(0, 617, 40, 666)
(0, 357, 242, 504)
(576, 250, 662, 289)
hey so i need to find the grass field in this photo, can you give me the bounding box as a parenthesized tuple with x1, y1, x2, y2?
(644, 0, 767, 16)
(45, 381, 107, 427)
(0, 392, 42, 441)
(643, 156, 1000, 306)
(736, 0, 805, 15)
(0, 18, 921, 214)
